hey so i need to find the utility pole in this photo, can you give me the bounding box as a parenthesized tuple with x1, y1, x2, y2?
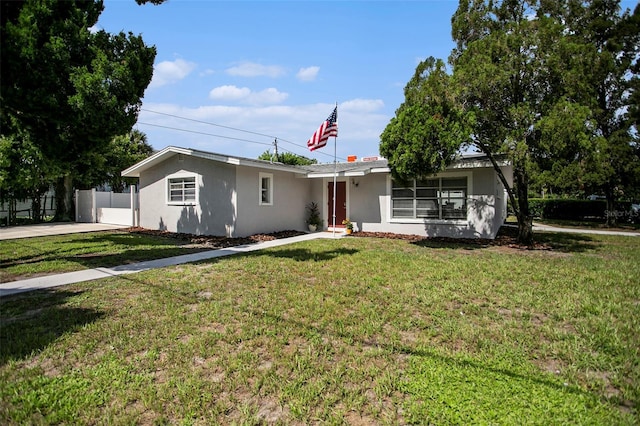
(272, 138, 279, 163)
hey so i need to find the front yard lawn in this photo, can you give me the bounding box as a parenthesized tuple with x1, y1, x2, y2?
(0, 229, 300, 283)
(1, 232, 638, 424)
(0, 231, 209, 283)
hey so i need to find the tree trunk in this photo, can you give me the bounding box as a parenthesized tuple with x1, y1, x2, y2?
(31, 193, 42, 223)
(605, 186, 616, 227)
(54, 175, 74, 222)
(515, 167, 534, 246)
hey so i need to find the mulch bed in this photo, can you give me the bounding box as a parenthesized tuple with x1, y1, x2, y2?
(352, 226, 552, 250)
(124, 225, 549, 251)
(123, 227, 306, 249)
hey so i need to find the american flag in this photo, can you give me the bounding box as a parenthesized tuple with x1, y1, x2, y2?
(307, 106, 338, 151)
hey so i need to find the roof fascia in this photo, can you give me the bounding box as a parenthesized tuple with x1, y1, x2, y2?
(122, 146, 307, 177)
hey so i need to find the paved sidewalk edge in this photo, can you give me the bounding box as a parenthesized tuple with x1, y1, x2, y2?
(0, 232, 342, 297)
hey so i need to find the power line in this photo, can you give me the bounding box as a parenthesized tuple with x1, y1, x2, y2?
(140, 108, 347, 162)
(141, 108, 277, 140)
(137, 122, 273, 147)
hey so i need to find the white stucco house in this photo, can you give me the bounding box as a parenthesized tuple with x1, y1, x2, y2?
(121, 146, 512, 239)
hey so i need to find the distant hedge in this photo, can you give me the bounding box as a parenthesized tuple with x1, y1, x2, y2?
(527, 198, 635, 222)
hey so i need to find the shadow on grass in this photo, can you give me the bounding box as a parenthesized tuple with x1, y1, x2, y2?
(0, 290, 104, 365)
(410, 238, 492, 251)
(409, 227, 601, 253)
(0, 233, 210, 276)
(261, 247, 359, 262)
(256, 308, 591, 399)
(533, 232, 600, 253)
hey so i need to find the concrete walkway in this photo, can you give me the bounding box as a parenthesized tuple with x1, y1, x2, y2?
(533, 222, 640, 237)
(0, 222, 128, 240)
(0, 232, 341, 297)
(1, 221, 637, 298)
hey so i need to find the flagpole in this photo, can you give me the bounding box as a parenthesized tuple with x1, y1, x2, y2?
(332, 102, 338, 237)
(332, 134, 337, 237)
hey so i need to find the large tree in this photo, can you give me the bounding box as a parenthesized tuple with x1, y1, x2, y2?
(380, 0, 638, 244)
(1, 0, 157, 221)
(562, 0, 640, 224)
(76, 129, 154, 192)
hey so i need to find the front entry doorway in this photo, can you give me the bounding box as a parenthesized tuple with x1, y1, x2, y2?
(327, 181, 346, 227)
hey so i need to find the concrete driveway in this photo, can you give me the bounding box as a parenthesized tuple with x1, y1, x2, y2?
(0, 222, 129, 240)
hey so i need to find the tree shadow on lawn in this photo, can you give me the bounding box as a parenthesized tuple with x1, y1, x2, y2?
(0, 235, 210, 278)
(533, 232, 600, 253)
(409, 228, 600, 253)
(255, 308, 593, 400)
(257, 247, 359, 262)
(0, 289, 104, 365)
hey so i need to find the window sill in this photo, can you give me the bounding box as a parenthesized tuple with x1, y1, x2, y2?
(389, 218, 468, 226)
(167, 201, 197, 206)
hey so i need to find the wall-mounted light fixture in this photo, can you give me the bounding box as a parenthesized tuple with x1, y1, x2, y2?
(351, 179, 359, 187)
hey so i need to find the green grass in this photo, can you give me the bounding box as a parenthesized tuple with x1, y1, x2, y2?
(0, 231, 209, 282)
(535, 218, 640, 231)
(1, 233, 638, 424)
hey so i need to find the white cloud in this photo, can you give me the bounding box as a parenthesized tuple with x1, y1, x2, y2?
(226, 62, 286, 78)
(208, 85, 288, 105)
(137, 98, 390, 161)
(209, 85, 251, 101)
(341, 98, 385, 113)
(150, 58, 197, 88)
(199, 69, 215, 77)
(249, 88, 288, 105)
(296, 66, 320, 82)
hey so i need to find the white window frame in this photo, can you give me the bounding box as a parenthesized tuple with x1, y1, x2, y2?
(388, 172, 471, 224)
(166, 172, 198, 206)
(259, 172, 273, 206)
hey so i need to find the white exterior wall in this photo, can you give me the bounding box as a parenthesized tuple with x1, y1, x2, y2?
(97, 208, 134, 226)
(351, 167, 506, 239)
(132, 151, 510, 239)
(235, 167, 311, 236)
(138, 155, 237, 236)
(307, 179, 326, 229)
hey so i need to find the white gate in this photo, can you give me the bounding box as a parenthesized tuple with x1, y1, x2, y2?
(75, 187, 139, 226)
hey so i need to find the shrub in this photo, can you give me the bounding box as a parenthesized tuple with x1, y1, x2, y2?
(526, 198, 636, 222)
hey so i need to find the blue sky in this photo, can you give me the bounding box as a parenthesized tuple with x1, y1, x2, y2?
(96, 0, 636, 163)
(96, 0, 460, 162)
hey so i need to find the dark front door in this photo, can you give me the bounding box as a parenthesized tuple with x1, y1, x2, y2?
(328, 181, 346, 227)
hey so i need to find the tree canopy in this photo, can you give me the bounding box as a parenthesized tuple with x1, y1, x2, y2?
(380, 0, 639, 243)
(0, 0, 157, 222)
(257, 150, 318, 166)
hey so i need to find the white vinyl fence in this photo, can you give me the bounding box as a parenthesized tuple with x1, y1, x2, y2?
(75, 187, 139, 226)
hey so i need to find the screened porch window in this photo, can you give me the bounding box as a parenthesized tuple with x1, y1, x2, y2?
(392, 177, 467, 220)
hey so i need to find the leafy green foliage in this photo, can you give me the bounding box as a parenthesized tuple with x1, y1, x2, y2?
(528, 198, 637, 222)
(0, 0, 157, 220)
(380, 57, 471, 182)
(257, 150, 317, 165)
(305, 202, 322, 227)
(78, 130, 153, 192)
(380, 0, 639, 243)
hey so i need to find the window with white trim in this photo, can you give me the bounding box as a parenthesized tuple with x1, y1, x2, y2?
(167, 176, 196, 204)
(392, 177, 467, 220)
(259, 173, 273, 205)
